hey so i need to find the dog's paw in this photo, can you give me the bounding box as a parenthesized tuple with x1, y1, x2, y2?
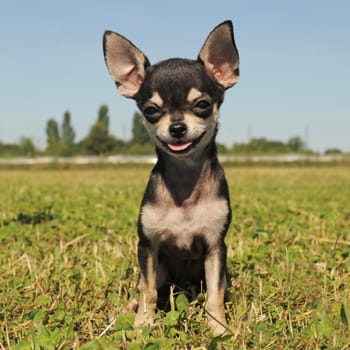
(207, 310, 228, 336)
(134, 309, 155, 327)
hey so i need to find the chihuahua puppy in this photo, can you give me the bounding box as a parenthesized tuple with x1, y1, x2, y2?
(103, 20, 239, 336)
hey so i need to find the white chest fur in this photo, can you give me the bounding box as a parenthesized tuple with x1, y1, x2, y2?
(141, 192, 229, 250)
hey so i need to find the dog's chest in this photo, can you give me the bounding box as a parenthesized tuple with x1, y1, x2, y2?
(140, 179, 229, 250)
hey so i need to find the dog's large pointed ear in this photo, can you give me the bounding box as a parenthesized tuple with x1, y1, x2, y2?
(103, 31, 150, 98)
(198, 21, 239, 89)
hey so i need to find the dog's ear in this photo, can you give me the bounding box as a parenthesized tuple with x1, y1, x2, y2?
(103, 31, 150, 98)
(198, 21, 239, 89)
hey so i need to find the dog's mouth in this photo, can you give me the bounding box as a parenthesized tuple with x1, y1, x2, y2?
(167, 141, 193, 152)
(158, 133, 205, 154)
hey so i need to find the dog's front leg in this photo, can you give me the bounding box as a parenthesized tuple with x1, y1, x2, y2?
(135, 240, 158, 327)
(205, 243, 228, 336)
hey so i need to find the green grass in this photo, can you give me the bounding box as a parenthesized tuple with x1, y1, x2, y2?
(0, 166, 349, 349)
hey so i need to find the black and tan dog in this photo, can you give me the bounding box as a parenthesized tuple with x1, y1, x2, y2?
(103, 20, 239, 335)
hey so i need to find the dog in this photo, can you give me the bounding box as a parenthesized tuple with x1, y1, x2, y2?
(103, 20, 239, 336)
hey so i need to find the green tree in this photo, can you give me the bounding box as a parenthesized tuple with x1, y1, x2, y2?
(325, 148, 342, 155)
(0, 142, 20, 156)
(46, 118, 60, 149)
(232, 138, 290, 155)
(287, 136, 305, 153)
(98, 105, 110, 132)
(62, 110, 75, 146)
(84, 122, 117, 155)
(132, 112, 150, 144)
(19, 137, 35, 156)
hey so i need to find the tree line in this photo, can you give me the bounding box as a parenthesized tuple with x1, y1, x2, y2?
(0, 104, 345, 157)
(0, 105, 153, 157)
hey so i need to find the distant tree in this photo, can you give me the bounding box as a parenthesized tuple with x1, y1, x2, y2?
(62, 110, 75, 146)
(19, 137, 35, 156)
(287, 136, 305, 153)
(83, 122, 118, 155)
(325, 148, 342, 155)
(98, 105, 110, 132)
(232, 138, 290, 155)
(131, 112, 150, 144)
(0, 142, 21, 156)
(217, 143, 229, 154)
(46, 118, 60, 148)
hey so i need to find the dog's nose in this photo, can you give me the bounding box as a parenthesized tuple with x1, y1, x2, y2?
(169, 122, 187, 139)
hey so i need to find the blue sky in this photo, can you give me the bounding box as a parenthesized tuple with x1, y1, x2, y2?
(1, 0, 349, 152)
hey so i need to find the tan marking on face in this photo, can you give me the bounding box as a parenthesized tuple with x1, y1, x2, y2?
(148, 92, 163, 107)
(212, 103, 219, 121)
(146, 114, 171, 139)
(183, 112, 207, 138)
(186, 88, 203, 103)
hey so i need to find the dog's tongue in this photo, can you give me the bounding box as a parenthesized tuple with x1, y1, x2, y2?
(167, 141, 192, 152)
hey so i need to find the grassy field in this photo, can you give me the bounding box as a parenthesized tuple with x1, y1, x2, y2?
(0, 166, 349, 349)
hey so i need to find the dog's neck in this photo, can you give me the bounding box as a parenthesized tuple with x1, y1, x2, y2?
(155, 142, 217, 205)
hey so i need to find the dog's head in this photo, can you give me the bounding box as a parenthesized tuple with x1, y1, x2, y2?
(103, 21, 239, 157)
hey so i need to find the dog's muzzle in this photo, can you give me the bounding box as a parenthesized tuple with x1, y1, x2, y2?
(169, 122, 187, 139)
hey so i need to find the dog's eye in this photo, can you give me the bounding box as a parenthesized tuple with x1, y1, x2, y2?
(144, 106, 158, 115)
(194, 100, 211, 110)
(193, 99, 212, 118)
(143, 105, 161, 121)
